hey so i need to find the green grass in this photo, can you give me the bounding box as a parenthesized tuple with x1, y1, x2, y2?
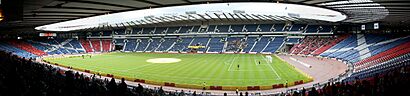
(45, 52, 309, 86)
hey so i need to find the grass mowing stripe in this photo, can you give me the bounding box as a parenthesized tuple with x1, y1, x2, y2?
(180, 54, 217, 84)
(205, 54, 228, 85)
(214, 54, 232, 85)
(261, 55, 281, 80)
(45, 53, 310, 86)
(157, 54, 200, 83)
(250, 55, 261, 85)
(179, 54, 212, 84)
(184, 54, 211, 82)
(240, 54, 248, 85)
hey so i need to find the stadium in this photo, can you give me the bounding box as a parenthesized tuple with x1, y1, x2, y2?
(0, 0, 409, 96)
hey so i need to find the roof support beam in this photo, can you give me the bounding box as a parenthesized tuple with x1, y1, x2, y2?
(115, 24, 121, 29)
(133, 0, 163, 6)
(228, 13, 237, 21)
(182, 0, 192, 3)
(234, 13, 244, 21)
(56, 0, 139, 8)
(239, 13, 251, 21)
(205, 13, 217, 21)
(30, 11, 98, 14)
(43, 6, 116, 11)
(214, 13, 223, 21)
(121, 23, 127, 28)
(196, 14, 208, 21)
(222, 13, 231, 21)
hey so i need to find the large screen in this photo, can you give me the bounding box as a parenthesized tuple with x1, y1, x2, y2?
(39, 33, 57, 37)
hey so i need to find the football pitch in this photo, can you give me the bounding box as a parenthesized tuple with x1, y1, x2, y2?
(45, 52, 310, 87)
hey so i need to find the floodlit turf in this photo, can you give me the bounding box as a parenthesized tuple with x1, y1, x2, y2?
(45, 52, 310, 86)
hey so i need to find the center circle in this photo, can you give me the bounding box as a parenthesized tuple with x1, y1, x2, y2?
(146, 58, 181, 63)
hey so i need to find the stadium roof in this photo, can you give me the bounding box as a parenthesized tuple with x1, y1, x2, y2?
(34, 3, 347, 31)
(1, 0, 410, 32)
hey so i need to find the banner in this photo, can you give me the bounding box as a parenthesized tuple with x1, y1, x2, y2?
(188, 46, 206, 49)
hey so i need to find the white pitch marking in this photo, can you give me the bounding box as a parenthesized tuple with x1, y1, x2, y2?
(261, 55, 281, 80)
(289, 57, 311, 68)
(227, 54, 239, 71)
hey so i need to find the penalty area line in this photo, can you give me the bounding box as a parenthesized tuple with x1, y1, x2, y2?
(261, 55, 281, 80)
(227, 55, 239, 71)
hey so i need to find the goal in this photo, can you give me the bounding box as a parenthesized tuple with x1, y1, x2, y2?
(265, 55, 272, 63)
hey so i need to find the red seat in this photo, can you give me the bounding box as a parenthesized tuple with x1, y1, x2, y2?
(8, 40, 46, 56)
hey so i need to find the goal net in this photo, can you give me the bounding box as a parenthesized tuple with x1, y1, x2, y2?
(265, 55, 272, 63)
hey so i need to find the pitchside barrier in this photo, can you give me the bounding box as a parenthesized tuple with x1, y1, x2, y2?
(175, 83, 205, 89)
(259, 85, 272, 90)
(145, 80, 165, 86)
(221, 86, 247, 91)
(43, 55, 313, 91)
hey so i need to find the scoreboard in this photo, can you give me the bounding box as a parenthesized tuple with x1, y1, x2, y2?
(39, 33, 57, 37)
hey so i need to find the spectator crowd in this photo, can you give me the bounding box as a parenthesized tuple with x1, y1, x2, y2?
(0, 51, 201, 96)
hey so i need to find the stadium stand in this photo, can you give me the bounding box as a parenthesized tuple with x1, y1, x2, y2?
(321, 34, 410, 63)
(167, 27, 180, 33)
(230, 25, 244, 32)
(90, 39, 101, 52)
(279, 35, 410, 96)
(320, 35, 360, 57)
(3, 1, 410, 95)
(190, 37, 209, 52)
(0, 42, 37, 58)
(244, 24, 258, 32)
(0, 51, 200, 96)
(290, 36, 338, 55)
(312, 35, 350, 55)
(170, 38, 193, 52)
(119, 36, 287, 53)
(281, 65, 410, 96)
(242, 37, 257, 52)
(138, 39, 151, 52)
(0, 32, 408, 96)
(179, 26, 191, 33)
(353, 41, 410, 72)
(157, 38, 177, 51)
(102, 39, 112, 52)
(132, 28, 142, 34)
(286, 38, 300, 44)
(250, 37, 269, 53)
(8, 40, 46, 56)
(146, 38, 161, 52)
(216, 25, 229, 32)
(262, 37, 285, 52)
(25, 39, 85, 55)
(273, 24, 285, 32)
(123, 39, 137, 52)
(90, 24, 335, 36)
(207, 37, 225, 52)
(80, 39, 94, 53)
(288, 35, 410, 83)
(102, 31, 112, 36)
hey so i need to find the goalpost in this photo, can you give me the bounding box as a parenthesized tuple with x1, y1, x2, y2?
(265, 55, 272, 63)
